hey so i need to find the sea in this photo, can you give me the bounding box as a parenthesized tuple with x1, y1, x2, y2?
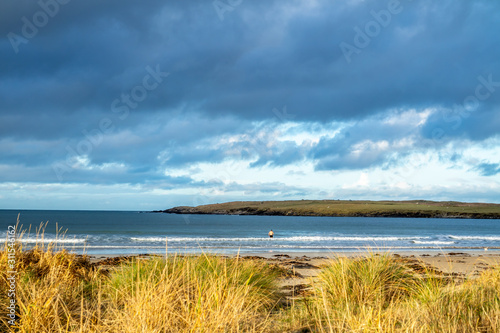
(1, 210, 499, 255)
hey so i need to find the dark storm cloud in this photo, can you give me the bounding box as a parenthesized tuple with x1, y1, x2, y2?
(1, 0, 499, 184)
(2, 0, 500, 124)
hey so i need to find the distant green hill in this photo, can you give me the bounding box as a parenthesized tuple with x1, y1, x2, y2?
(156, 200, 500, 219)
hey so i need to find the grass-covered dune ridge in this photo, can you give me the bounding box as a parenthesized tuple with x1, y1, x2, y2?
(2, 223, 500, 332)
(159, 199, 500, 219)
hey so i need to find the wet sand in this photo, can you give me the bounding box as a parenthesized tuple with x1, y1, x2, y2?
(89, 250, 500, 273)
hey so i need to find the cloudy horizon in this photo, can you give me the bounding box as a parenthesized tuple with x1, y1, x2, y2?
(1, 0, 499, 210)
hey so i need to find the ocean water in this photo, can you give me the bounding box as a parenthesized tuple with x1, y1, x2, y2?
(0, 210, 499, 255)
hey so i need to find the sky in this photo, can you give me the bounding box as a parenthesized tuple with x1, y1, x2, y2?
(1, 0, 499, 210)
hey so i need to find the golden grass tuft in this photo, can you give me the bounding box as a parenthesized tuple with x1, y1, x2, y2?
(101, 255, 280, 332)
(287, 253, 500, 332)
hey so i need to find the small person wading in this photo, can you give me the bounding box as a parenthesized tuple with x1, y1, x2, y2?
(268, 230, 274, 238)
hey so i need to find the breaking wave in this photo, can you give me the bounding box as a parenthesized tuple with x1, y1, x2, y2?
(412, 240, 455, 245)
(20, 237, 87, 244)
(130, 236, 430, 243)
(448, 235, 500, 241)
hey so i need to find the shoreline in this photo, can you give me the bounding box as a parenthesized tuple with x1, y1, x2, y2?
(80, 247, 500, 257)
(87, 250, 500, 276)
